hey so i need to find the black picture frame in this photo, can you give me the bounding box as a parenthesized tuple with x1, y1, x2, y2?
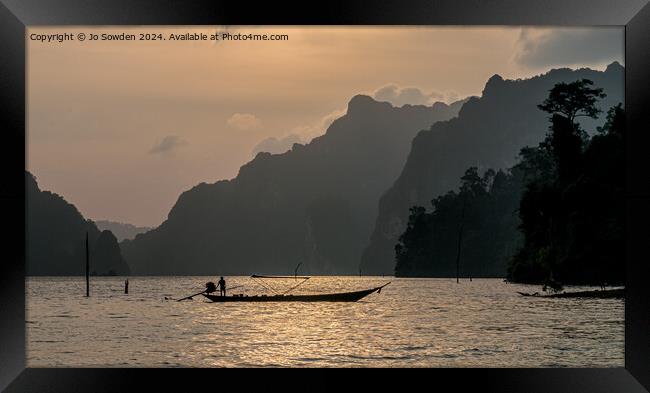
(1, 1, 649, 391)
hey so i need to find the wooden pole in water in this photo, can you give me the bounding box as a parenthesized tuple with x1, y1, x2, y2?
(455, 228, 462, 284)
(456, 197, 467, 284)
(294, 262, 302, 279)
(85, 231, 89, 297)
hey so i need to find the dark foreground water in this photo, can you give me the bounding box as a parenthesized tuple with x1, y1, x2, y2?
(26, 276, 623, 367)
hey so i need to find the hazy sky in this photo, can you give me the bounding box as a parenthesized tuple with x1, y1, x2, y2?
(27, 26, 623, 227)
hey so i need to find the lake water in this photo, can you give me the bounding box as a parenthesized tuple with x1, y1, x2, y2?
(26, 276, 624, 367)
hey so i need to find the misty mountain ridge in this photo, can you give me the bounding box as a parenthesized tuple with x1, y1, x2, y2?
(360, 62, 624, 275)
(95, 220, 153, 242)
(121, 95, 466, 275)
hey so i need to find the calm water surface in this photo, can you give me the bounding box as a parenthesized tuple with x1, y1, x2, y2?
(26, 276, 623, 367)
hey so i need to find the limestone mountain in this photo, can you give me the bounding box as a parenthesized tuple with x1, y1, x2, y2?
(26, 172, 130, 276)
(121, 96, 464, 275)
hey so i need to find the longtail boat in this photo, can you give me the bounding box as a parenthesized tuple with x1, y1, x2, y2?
(198, 275, 390, 303)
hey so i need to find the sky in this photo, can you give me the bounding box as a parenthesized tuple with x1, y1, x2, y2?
(27, 26, 623, 227)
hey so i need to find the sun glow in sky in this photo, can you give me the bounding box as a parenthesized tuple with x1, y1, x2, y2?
(27, 26, 623, 227)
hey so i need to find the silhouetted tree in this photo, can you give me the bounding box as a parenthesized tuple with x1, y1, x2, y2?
(508, 79, 624, 287)
(597, 103, 624, 136)
(537, 79, 606, 124)
(538, 79, 605, 185)
(396, 79, 625, 286)
(395, 167, 523, 277)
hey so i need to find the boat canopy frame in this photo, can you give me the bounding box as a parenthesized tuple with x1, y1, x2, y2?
(250, 274, 311, 295)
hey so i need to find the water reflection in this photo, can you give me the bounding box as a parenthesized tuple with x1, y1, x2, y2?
(27, 276, 623, 367)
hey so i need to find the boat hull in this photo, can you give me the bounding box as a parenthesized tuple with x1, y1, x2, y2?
(202, 285, 387, 303)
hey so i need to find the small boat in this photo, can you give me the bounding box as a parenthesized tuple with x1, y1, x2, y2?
(200, 275, 390, 303)
(517, 288, 624, 299)
(203, 284, 389, 302)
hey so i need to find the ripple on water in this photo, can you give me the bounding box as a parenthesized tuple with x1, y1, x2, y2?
(26, 277, 624, 368)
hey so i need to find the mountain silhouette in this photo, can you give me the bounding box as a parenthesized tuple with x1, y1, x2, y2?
(360, 63, 624, 275)
(95, 220, 152, 242)
(121, 96, 464, 275)
(26, 172, 130, 275)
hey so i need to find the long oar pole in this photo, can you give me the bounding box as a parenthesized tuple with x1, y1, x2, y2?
(176, 284, 245, 301)
(456, 197, 466, 284)
(177, 290, 206, 302)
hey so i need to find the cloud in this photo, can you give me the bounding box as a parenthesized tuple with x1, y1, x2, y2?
(287, 84, 462, 144)
(251, 134, 303, 156)
(252, 108, 345, 157)
(227, 113, 262, 130)
(372, 84, 458, 106)
(513, 28, 623, 69)
(291, 108, 347, 141)
(149, 135, 187, 156)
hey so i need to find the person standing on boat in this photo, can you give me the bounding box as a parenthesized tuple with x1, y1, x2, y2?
(217, 276, 227, 297)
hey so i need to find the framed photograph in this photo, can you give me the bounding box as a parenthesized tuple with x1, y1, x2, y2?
(1, 0, 649, 391)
